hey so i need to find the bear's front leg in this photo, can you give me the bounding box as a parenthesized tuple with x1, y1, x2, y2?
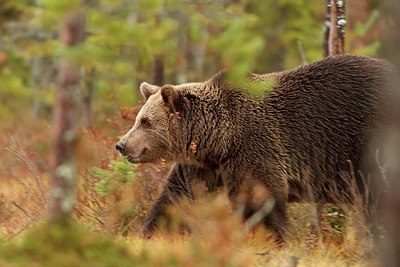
(140, 163, 216, 238)
(262, 199, 288, 244)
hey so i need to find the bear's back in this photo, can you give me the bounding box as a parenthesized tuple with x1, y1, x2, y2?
(265, 55, 391, 202)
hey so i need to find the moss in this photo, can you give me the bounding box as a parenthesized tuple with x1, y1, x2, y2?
(0, 220, 136, 267)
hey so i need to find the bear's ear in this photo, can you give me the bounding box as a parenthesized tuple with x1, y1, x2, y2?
(161, 85, 186, 112)
(140, 82, 159, 100)
(210, 70, 227, 86)
(161, 85, 176, 105)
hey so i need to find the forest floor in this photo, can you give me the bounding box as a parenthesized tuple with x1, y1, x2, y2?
(0, 112, 379, 266)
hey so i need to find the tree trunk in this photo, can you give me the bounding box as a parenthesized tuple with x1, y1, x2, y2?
(193, 28, 207, 80)
(323, 0, 331, 57)
(49, 11, 85, 221)
(30, 58, 41, 119)
(324, 0, 346, 56)
(152, 56, 164, 86)
(176, 13, 188, 84)
(82, 67, 94, 128)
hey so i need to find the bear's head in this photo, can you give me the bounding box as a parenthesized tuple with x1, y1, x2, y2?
(116, 71, 227, 164)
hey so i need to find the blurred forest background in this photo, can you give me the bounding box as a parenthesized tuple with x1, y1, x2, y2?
(0, 0, 395, 266)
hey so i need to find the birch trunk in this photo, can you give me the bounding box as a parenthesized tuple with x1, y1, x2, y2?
(325, 0, 346, 56)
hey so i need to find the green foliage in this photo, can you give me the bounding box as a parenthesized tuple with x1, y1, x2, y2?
(0, 0, 28, 25)
(245, 0, 324, 71)
(356, 40, 381, 56)
(355, 10, 380, 37)
(0, 60, 31, 122)
(38, 0, 82, 13)
(212, 14, 265, 79)
(353, 9, 381, 56)
(227, 72, 278, 97)
(92, 158, 135, 197)
(289, 203, 349, 242)
(1, 0, 386, 124)
(0, 0, 331, 123)
(322, 205, 346, 236)
(0, 220, 136, 267)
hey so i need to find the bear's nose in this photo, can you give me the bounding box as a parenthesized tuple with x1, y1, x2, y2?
(115, 141, 126, 155)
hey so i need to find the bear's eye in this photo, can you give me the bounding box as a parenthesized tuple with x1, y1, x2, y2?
(141, 118, 151, 128)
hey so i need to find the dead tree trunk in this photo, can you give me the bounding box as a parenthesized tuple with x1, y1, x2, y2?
(324, 0, 346, 57)
(49, 11, 85, 221)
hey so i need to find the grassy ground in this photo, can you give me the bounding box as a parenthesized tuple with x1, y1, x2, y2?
(0, 113, 378, 266)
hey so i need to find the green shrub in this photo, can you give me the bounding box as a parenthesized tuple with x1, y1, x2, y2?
(0, 220, 136, 267)
(92, 158, 135, 197)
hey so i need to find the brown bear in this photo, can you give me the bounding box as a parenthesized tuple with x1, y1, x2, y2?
(116, 55, 392, 242)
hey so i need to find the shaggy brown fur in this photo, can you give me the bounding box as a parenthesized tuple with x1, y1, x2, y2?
(116, 55, 392, 242)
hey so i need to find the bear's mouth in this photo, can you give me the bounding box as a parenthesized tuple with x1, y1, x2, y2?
(126, 148, 147, 163)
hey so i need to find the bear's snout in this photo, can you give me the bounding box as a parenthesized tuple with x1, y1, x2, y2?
(115, 141, 126, 155)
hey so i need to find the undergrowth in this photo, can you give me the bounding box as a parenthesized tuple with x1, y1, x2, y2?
(0, 220, 135, 267)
